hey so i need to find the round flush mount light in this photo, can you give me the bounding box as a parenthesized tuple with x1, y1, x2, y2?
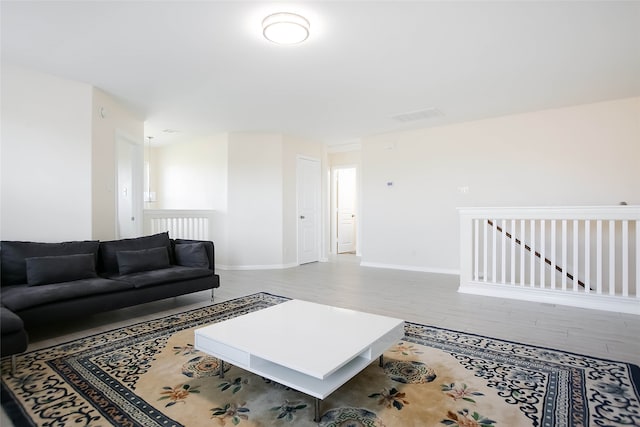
(262, 12, 310, 45)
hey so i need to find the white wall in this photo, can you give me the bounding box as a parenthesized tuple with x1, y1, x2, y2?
(154, 134, 228, 210)
(361, 97, 640, 273)
(225, 132, 284, 268)
(1, 65, 93, 241)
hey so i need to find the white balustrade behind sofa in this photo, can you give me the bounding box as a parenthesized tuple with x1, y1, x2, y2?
(143, 210, 215, 241)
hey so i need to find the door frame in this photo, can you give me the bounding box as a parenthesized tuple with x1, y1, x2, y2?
(296, 155, 322, 265)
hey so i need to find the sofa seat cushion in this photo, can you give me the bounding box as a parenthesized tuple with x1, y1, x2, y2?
(112, 265, 213, 288)
(1, 307, 28, 357)
(1, 306, 24, 334)
(1, 278, 133, 312)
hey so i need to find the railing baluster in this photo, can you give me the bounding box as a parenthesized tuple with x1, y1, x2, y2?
(596, 220, 603, 294)
(529, 220, 535, 287)
(474, 219, 479, 281)
(492, 218, 497, 283)
(551, 220, 556, 289)
(584, 220, 590, 293)
(609, 220, 615, 296)
(483, 219, 488, 283)
(573, 220, 579, 292)
(501, 219, 506, 283)
(510, 219, 516, 285)
(520, 220, 526, 286)
(540, 220, 546, 288)
(562, 219, 567, 291)
(622, 220, 629, 297)
(636, 220, 640, 299)
(636, 220, 639, 299)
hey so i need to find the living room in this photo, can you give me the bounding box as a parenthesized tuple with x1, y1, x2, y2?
(2, 2, 639, 426)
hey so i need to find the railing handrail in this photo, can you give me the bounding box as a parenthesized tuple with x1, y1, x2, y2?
(458, 205, 640, 220)
(144, 209, 215, 216)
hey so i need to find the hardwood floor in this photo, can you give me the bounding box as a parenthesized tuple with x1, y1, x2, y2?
(2, 254, 639, 425)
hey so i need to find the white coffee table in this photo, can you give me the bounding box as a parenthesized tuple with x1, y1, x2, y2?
(194, 299, 405, 421)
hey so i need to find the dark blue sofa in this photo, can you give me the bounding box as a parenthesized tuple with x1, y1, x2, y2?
(0, 232, 220, 363)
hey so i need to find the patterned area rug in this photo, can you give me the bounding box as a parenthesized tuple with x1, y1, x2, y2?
(2, 292, 639, 426)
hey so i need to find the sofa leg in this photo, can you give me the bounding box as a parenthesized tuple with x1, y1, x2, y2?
(211, 288, 215, 302)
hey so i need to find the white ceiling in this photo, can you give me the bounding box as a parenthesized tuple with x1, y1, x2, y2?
(2, 1, 639, 146)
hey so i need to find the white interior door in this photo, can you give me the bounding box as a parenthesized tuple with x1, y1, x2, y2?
(116, 133, 143, 238)
(297, 157, 321, 264)
(337, 168, 357, 253)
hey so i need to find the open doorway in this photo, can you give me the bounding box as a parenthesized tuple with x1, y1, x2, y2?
(331, 166, 358, 254)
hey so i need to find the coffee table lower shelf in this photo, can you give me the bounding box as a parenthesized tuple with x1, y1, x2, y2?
(195, 326, 403, 422)
(214, 354, 386, 422)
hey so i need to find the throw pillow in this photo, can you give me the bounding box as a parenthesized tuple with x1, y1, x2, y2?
(98, 232, 172, 275)
(26, 253, 98, 286)
(116, 246, 170, 275)
(174, 242, 210, 268)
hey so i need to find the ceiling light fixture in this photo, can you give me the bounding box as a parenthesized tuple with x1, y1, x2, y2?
(262, 12, 310, 45)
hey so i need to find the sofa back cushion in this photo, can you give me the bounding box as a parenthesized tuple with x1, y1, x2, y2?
(1, 240, 100, 286)
(116, 247, 171, 275)
(26, 253, 98, 286)
(174, 242, 210, 268)
(174, 239, 214, 270)
(98, 232, 172, 275)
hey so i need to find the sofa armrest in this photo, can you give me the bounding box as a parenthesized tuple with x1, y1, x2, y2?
(173, 239, 215, 271)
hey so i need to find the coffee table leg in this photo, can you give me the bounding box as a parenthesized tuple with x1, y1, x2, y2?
(219, 360, 225, 378)
(314, 398, 321, 422)
(379, 354, 384, 367)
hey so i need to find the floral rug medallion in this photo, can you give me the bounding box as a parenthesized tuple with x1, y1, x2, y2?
(2, 293, 639, 426)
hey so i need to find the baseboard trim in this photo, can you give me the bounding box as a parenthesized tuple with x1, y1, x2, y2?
(217, 263, 298, 271)
(360, 262, 460, 275)
(458, 281, 640, 315)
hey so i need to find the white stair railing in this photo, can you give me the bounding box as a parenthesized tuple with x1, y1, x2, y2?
(458, 206, 640, 314)
(143, 209, 215, 241)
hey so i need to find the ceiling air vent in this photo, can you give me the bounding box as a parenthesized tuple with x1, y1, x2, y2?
(391, 107, 443, 123)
